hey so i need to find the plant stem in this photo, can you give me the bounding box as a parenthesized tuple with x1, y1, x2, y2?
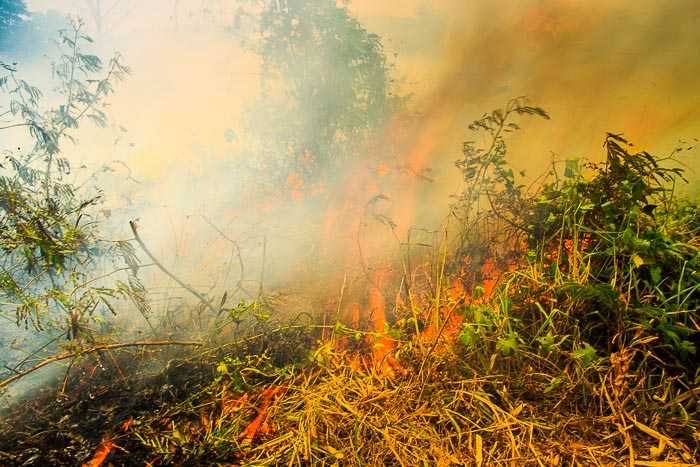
(129, 220, 218, 315)
(0, 339, 203, 389)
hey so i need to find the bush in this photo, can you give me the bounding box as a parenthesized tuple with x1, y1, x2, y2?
(0, 20, 143, 350)
(454, 99, 699, 434)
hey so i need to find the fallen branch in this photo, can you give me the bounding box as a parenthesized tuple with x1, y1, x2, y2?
(0, 340, 203, 389)
(129, 220, 218, 315)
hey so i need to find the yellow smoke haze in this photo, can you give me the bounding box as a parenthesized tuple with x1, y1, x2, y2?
(26, 0, 700, 191)
(357, 0, 700, 191)
(16, 0, 700, 301)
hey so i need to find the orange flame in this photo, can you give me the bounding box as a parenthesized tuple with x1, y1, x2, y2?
(83, 439, 114, 467)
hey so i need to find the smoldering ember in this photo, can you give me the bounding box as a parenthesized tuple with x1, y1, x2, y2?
(0, 1, 699, 465)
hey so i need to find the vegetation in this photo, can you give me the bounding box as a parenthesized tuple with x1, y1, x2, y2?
(0, 4, 698, 466)
(451, 99, 700, 461)
(1, 97, 698, 465)
(0, 20, 146, 358)
(240, 0, 401, 195)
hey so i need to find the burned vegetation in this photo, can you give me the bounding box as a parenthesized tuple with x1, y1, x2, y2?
(1, 2, 699, 467)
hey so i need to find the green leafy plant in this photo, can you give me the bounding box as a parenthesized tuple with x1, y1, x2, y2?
(453, 100, 700, 433)
(0, 19, 142, 354)
(451, 97, 550, 274)
(239, 0, 402, 194)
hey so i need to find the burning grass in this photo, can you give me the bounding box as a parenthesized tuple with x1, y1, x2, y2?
(234, 351, 639, 466)
(1, 102, 699, 465)
(1, 325, 695, 465)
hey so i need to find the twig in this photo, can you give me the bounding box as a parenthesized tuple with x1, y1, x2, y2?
(11, 331, 68, 373)
(0, 340, 203, 389)
(258, 234, 267, 299)
(129, 220, 218, 315)
(201, 214, 246, 289)
(0, 122, 35, 131)
(416, 300, 462, 401)
(329, 272, 347, 341)
(59, 357, 75, 396)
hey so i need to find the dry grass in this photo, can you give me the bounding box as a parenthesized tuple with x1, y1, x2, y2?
(235, 349, 696, 466)
(1, 316, 697, 466)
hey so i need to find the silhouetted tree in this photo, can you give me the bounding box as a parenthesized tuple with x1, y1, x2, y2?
(243, 0, 398, 190)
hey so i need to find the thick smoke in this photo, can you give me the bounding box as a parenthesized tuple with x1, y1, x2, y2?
(4, 0, 699, 384)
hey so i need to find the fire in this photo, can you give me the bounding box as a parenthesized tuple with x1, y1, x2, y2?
(311, 114, 453, 373)
(239, 386, 282, 444)
(83, 439, 115, 467)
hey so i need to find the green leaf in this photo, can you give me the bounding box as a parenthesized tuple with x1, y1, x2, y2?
(573, 342, 598, 368)
(459, 326, 477, 348)
(536, 333, 556, 353)
(678, 340, 696, 358)
(496, 332, 519, 356)
(543, 376, 562, 393)
(564, 159, 579, 178)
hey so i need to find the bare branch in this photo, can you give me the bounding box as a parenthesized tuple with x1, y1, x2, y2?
(129, 220, 218, 315)
(0, 339, 203, 389)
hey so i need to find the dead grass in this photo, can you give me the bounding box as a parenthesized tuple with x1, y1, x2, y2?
(1, 319, 697, 466)
(236, 349, 696, 466)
